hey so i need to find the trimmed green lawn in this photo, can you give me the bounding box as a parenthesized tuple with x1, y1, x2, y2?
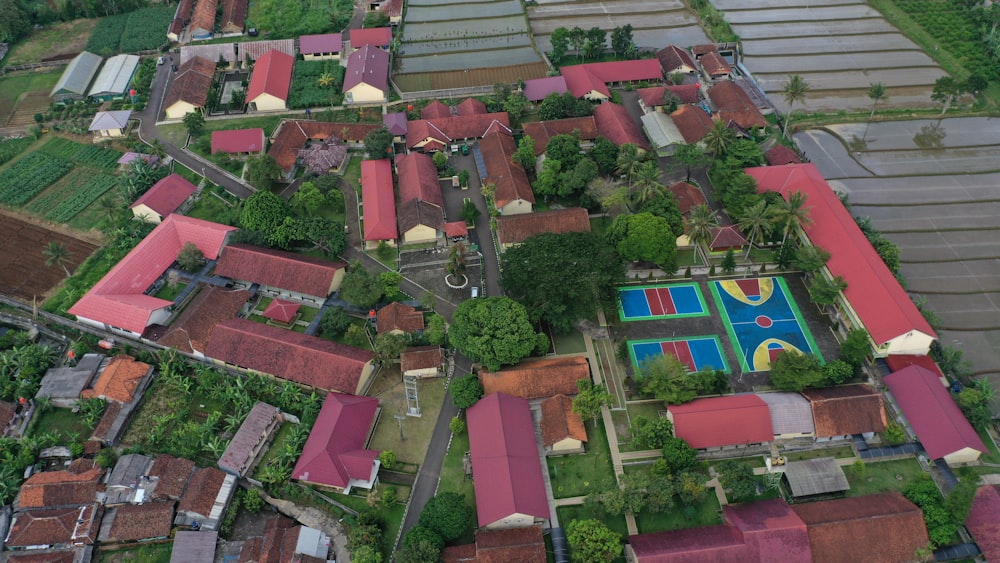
(783, 445, 855, 462)
(153, 282, 186, 302)
(843, 457, 927, 497)
(550, 330, 586, 354)
(30, 407, 93, 442)
(367, 377, 445, 465)
(95, 541, 173, 563)
(634, 492, 721, 534)
(547, 421, 615, 498)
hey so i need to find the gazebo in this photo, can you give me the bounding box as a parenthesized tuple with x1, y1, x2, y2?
(262, 299, 300, 325)
(709, 225, 748, 252)
(445, 221, 468, 241)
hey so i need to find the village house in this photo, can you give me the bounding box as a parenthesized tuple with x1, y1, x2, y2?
(89, 110, 132, 138)
(594, 102, 651, 151)
(383, 112, 408, 142)
(441, 526, 547, 562)
(97, 502, 175, 545)
(164, 56, 216, 119)
(4, 505, 103, 550)
(376, 302, 424, 335)
(540, 394, 587, 455)
(344, 45, 390, 104)
(347, 27, 392, 51)
(707, 80, 768, 131)
(292, 393, 381, 493)
(219, 0, 248, 34)
(670, 104, 714, 144)
(401, 346, 444, 378)
(560, 60, 663, 101)
(247, 50, 294, 112)
(800, 385, 887, 442)
(129, 173, 198, 224)
(478, 130, 534, 215)
(666, 394, 774, 451)
(522, 116, 598, 157)
(522, 76, 568, 103)
(170, 530, 218, 562)
(35, 354, 104, 408)
(755, 392, 815, 443)
(479, 356, 590, 399)
(655, 45, 698, 75)
(237, 515, 332, 561)
(189, 0, 217, 40)
(166, 0, 194, 42)
(967, 485, 1000, 562)
(699, 51, 733, 81)
(153, 286, 251, 358)
(300, 33, 342, 60)
(396, 152, 445, 244)
(174, 466, 237, 530)
(636, 84, 701, 114)
(268, 120, 379, 174)
(211, 128, 265, 156)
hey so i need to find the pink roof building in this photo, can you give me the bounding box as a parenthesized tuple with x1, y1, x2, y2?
(561, 59, 663, 99)
(211, 128, 265, 154)
(349, 27, 392, 49)
(967, 485, 1000, 562)
(594, 102, 651, 150)
(247, 50, 294, 108)
(343, 44, 390, 101)
(746, 163, 937, 355)
(299, 33, 342, 56)
(522, 76, 568, 102)
(361, 159, 397, 243)
(129, 174, 197, 224)
(292, 393, 380, 493)
(884, 365, 985, 463)
(467, 393, 550, 529)
(666, 395, 773, 449)
(69, 215, 235, 335)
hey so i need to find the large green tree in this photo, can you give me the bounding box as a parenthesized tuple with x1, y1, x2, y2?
(339, 262, 384, 309)
(450, 373, 484, 408)
(246, 155, 282, 191)
(672, 143, 711, 181)
(572, 379, 613, 424)
(241, 190, 292, 233)
(545, 134, 583, 169)
(606, 212, 677, 271)
(450, 297, 538, 371)
(363, 127, 393, 159)
(636, 353, 699, 403)
(182, 111, 205, 137)
(716, 460, 757, 502)
(769, 351, 826, 391)
(0, 0, 30, 43)
(501, 232, 625, 333)
(418, 493, 473, 541)
(566, 519, 622, 563)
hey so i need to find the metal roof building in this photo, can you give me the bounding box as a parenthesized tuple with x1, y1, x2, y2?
(782, 457, 850, 498)
(756, 392, 815, 439)
(88, 54, 140, 101)
(51, 51, 103, 103)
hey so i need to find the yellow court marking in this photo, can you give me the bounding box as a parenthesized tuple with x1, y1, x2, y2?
(751, 338, 804, 372)
(717, 277, 774, 306)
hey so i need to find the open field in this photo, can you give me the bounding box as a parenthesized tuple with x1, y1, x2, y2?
(2, 19, 98, 65)
(0, 71, 62, 128)
(528, 0, 708, 54)
(0, 212, 98, 299)
(713, 0, 945, 112)
(794, 117, 1000, 384)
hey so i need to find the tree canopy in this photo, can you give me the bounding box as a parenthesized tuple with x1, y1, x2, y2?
(450, 373, 484, 408)
(606, 212, 678, 271)
(363, 128, 393, 159)
(449, 297, 538, 371)
(339, 263, 384, 309)
(566, 519, 622, 563)
(768, 351, 826, 391)
(418, 493, 473, 541)
(246, 155, 282, 191)
(241, 191, 292, 234)
(501, 232, 625, 333)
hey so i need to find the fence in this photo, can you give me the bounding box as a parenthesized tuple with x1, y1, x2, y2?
(389, 79, 495, 102)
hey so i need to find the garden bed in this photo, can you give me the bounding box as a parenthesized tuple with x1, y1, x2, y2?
(547, 421, 615, 498)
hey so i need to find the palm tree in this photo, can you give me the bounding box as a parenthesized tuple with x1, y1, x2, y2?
(631, 161, 665, 204)
(736, 200, 773, 260)
(615, 143, 644, 187)
(771, 191, 813, 245)
(781, 75, 810, 139)
(42, 242, 71, 277)
(684, 204, 718, 264)
(863, 82, 887, 142)
(317, 72, 335, 88)
(702, 119, 736, 156)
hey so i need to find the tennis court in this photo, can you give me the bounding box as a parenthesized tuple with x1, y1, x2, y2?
(618, 282, 709, 321)
(710, 277, 821, 372)
(629, 336, 730, 374)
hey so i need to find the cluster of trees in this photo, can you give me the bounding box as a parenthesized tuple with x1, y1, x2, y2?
(768, 328, 872, 391)
(238, 190, 346, 258)
(549, 24, 636, 62)
(396, 493, 473, 562)
(536, 92, 595, 121)
(531, 134, 600, 199)
(0, 330, 58, 402)
(904, 472, 978, 548)
(347, 509, 391, 563)
(449, 296, 548, 371)
(633, 353, 729, 404)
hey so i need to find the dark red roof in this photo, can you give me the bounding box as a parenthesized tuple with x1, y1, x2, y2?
(709, 224, 747, 251)
(708, 81, 767, 130)
(376, 301, 424, 333)
(361, 159, 397, 241)
(206, 318, 374, 393)
(421, 100, 452, 119)
(884, 365, 986, 459)
(149, 455, 195, 500)
(670, 105, 714, 143)
(656, 45, 697, 74)
(456, 97, 487, 116)
(445, 221, 468, 237)
(343, 44, 389, 94)
(262, 298, 300, 324)
(628, 525, 747, 562)
(396, 152, 444, 207)
(668, 395, 773, 449)
(211, 128, 265, 154)
(800, 385, 887, 437)
(349, 27, 392, 48)
(467, 393, 550, 526)
(400, 346, 442, 373)
(129, 173, 197, 218)
(177, 467, 226, 518)
(220, 0, 248, 31)
(699, 51, 732, 77)
(522, 76, 568, 102)
(214, 243, 345, 298)
(103, 502, 175, 542)
(69, 215, 235, 334)
(885, 354, 942, 375)
(522, 116, 598, 156)
(561, 60, 662, 98)
(594, 102, 651, 150)
(495, 207, 591, 246)
(668, 181, 707, 214)
(383, 112, 407, 135)
(299, 33, 342, 55)
(442, 526, 547, 562)
(746, 163, 937, 347)
(406, 112, 512, 150)
(155, 285, 249, 354)
(5, 505, 102, 548)
(724, 499, 811, 562)
(292, 393, 379, 489)
(766, 145, 801, 166)
(479, 356, 590, 399)
(165, 56, 216, 111)
(189, 0, 217, 34)
(248, 50, 294, 103)
(479, 130, 534, 208)
(967, 485, 1000, 562)
(637, 84, 701, 108)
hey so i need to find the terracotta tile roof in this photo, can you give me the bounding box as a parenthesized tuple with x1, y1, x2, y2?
(478, 130, 534, 209)
(441, 543, 478, 562)
(220, 0, 247, 32)
(219, 402, 281, 476)
(292, 393, 379, 489)
(495, 207, 591, 246)
(361, 158, 397, 242)
(709, 224, 747, 251)
(967, 485, 1000, 562)
(6, 505, 102, 548)
(343, 45, 389, 95)
(457, 98, 487, 116)
(708, 81, 767, 130)
(445, 221, 468, 238)
(89, 401, 122, 443)
(667, 395, 773, 449)
(668, 181, 707, 215)
(699, 51, 732, 77)
(80, 355, 150, 403)
(299, 33, 341, 55)
(248, 50, 294, 104)
(522, 76, 567, 102)
(348, 27, 392, 49)
(656, 45, 697, 74)
(594, 102, 650, 150)
(885, 354, 942, 375)
(691, 44, 718, 57)
(178, 467, 227, 518)
(155, 286, 250, 354)
(190, 0, 218, 35)
(670, 105, 714, 144)
(421, 100, 452, 119)
(791, 493, 929, 563)
(68, 214, 235, 334)
(376, 0, 402, 18)
(522, 116, 597, 156)
(443, 526, 547, 562)
(268, 120, 380, 171)
(540, 394, 587, 446)
(215, 244, 345, 299)
(129, 173, 197, 219)
(400, 346, 442, 373)
(800, 385, 886, 437)
(766, 145, 801, 166)
(169, 0, 195, 37)
(239, 514, 296, 562)
(149, 455, 196, 500)
(628, 524, 747, 561)
(637, 84, 701, 108)
(212, 128, 265, 154)
(205, 318, 374, 393)
(561, 60, 663, 98)
(405, 112, 511, 150)
(399, 198, 444, 235)
(165, 56, 215, 111)
(377, 302, 424, 334)
(396, 152, 444, 207)
(102, 502, 175, 542)
(262, 298, 300, 324)
(18, 467, 104, 508)
(479, 356, 590, 399)
(5, 549, 81, 563)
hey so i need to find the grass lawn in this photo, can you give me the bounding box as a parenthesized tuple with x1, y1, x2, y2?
(589, 216, 609, 238)
(153, 282, 186, 302)
(0, 70, 63, 118)
(173, 163, 204, 185)
(634, 492, 722, 534)
(4, 20, 100, 65)
(367, 375, 445, 465)
(30, 407, 93, 442)
(438, 429, 477, 517)
(342, 157, 362, 195)
(254, 422, 293, 477)
(844, 457, 927, 497)
(297, 306, 321, 324)
(547, 421, 615, 498)
(95, 542, 173, 563)
(550, 330, 586, 354)
(782, 444, 856, 462)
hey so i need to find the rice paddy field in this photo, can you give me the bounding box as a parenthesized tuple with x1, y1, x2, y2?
(714, 0, 946, 112)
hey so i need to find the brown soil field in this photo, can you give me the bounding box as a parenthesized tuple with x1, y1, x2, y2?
(0, 212, 98, 300)
(3, 18, 98, 65)
(393, 62, 550, 92)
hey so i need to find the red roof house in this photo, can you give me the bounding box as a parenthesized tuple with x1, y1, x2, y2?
(699, 51, 732, 79)
(268, 120, 380, 171)
(479, 130, 535, 214)
(670, 105, 714, 144)
(467, 393, 550, 528)
(442, 526, 547, 562)
(655, 45, 697, 75)
(561, 60, 663, 99)
(668, 181, 708, 215)
(967, 485, 1000, 562)
(261, 298, 300, 324)
(766, 145, 801, 166)
(594, 102, 651, 150)
(628, 524, 747, 562)
(456, 97, 487, 116)
(292, 393, 380, 493)
(376, 302, 424, 334)
(885, 354, 943, 375)
(348, 27, 392, 50)
(884, 365, 985, 463)
(521, 116, 598, 156)
(164, 56, 216, 119)
(445, 221, 468, 238)
(746, 163, 937, 355)
(17, 465, 104, 509)
(211, 128, 265, 154)
(69, 215, 235, 335)
(205, 318, 375, 394)
(708, 81, 767, 130)
(361, 159, 397, 243)
(667, 395, 773, 449)
(479, 356, 590, 399)
(129, 173, 197, 223)
(421, 100, 452, 119)
(405, 112, 512, 152)
(343, 44, 390, 103)
(396, 151, 445, 241)
(219, 0, 248, 34)
(800, 385, 887, 439)
(383, 111, 407, 136)
(154, 285, 250, 356)
(637, 84, 701, 111)
(522, 76, 568, 102)
(247, 50, 294, 111)
(709, 224, 747, 252)
(214, 243, 346, 299)
(495, 207, 591, 248)
(299, 33, 342, 58)
(5, 505, 102, 549)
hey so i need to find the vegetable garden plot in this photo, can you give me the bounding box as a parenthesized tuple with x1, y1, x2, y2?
(0, 139, 34, 166)
(403, 16, 529, 41)
(393, 62, 549, 91)
(86, 7, 176, 55)
(47, 175, 118, 223)
(399, 47, 542, 73)
(0, 153, 73, 206)
(38, 138, 123, 170)
(402, 34, 532, 56)
(405, 1, 524, 21)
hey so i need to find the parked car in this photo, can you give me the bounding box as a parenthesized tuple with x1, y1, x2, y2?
(157, 56, 165, 65)
(471, 286, 480, 298)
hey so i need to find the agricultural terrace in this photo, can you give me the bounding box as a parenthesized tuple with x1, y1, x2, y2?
(395, 0, 548, 91)
(714, 0, 946, 112)
(795, 116, 1000, 388)
(85, 6, 176, 55)
(527, 0, 709, 55)
(0, 70, 61, 129)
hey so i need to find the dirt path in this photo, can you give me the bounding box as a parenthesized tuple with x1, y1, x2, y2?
(261, 493, 351, 562)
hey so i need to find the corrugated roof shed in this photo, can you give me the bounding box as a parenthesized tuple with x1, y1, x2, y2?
(755, 392, 814, 436)
(89, 110, 132, 132)
(51, 52, 102, 98)
(218, 402, 280, 476)
(782, 457, 850, 497)
(170, 530, 218, 563)
(88, 54, 139, 98)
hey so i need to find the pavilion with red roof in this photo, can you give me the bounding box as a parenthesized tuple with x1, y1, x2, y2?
(261, 298, 300, 325)
(69, 215, 236, 337)
(666, 395, 773, 450)
(292, 393, 380, 494)
(247, 50, 294, 112)
(211, 128, 265, 155)
(129, 173, 197, 224)
(884, 364, 985, 465)
(467, 393, 550, 529)
(746, 163, 937, 356)
(360, 159, 397, 247)
(444, 221, 468, 239)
